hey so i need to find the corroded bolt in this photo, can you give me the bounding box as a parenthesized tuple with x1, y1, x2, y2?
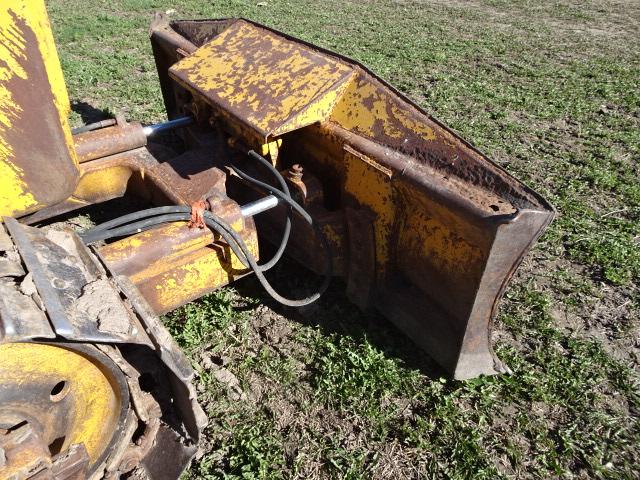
(289, 164, 303, 179)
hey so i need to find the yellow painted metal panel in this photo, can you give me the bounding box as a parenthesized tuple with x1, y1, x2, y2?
(169, 20, 355, 140)
(74, 165, 133, 202)
(0, 0, 78, 217)
(331, 73, 437, 141)
(343, 146, 394, 274)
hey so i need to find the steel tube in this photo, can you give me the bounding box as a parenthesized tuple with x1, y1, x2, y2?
(240, 195, 279, 217)
(71, 118, 117, 135)
(143, 116, 193, 136)
(74, 123, 147, 163)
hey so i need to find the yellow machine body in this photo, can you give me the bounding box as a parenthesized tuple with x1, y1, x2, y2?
(0, 4, 206, 479)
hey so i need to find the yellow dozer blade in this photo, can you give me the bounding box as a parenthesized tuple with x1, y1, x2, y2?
(150, 18, 554, 379)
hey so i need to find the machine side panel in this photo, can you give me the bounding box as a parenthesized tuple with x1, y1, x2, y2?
(0, 1, 78, 218)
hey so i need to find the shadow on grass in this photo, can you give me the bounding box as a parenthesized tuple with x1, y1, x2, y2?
(71, 100, 112, 124)
(44, 193, 446, 381)
(230, 250, 446, 381)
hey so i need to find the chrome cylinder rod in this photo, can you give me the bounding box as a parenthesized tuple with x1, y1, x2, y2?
(143, 116, 193, 137)
(240, 195, 279, 217)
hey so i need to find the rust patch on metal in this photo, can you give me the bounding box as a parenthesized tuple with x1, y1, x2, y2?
(73, 122, 147, 164)
(153, 148, 229, 204)
(0, 421, 54, 479)
(0, 9, 78, 217)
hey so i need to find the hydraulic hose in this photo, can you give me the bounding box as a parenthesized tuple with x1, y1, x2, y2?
(80, 206, 190, 237)
(83, 151, 292, 272)
(80, 151, 331, 307)
(244, 150, 292, 272)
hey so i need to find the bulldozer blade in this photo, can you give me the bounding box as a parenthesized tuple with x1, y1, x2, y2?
(149, 18, 555, 380)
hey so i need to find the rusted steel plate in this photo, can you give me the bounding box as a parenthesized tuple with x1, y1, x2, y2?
(329, 73, 534, 215)
(0, 2, 79, 218)
(169, 19, 355, 141)
(0, 279, 55, 341)
(153, 148, 228, 205)
(2, 217, 151, 344)
(0, 419, 55, 478)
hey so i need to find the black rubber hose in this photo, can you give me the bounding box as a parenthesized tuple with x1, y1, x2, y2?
(82, 153, 292, 271)
(80, 152, 331, 306)
(229, 165, 311, 222)
(81, 212, 190, 244)
(244, 150, 292, 272)
(220, 164, 333, 305)
(82, 205, 191, 235)
(80, 207, 255, 268)
(202, 211, 332, 307)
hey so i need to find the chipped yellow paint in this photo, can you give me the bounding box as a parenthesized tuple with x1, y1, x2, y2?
(170, 20, 354, 140)
(260, 138, 282, 157)
(331, 75, 437, 142)
(30, 1, 77, 166)
(0, 4, 36, 215)
(398, 206, 485, 285)
(100, 222, 211, 267)
(0, 162, 37, 215)
(98, 235, 145, 264)
(150, 236, 258, 312)
(0, 343, 122, 463)
(390, 101, 438, 141)
(0, 1, 77, 217)
(270, 71, 355, 137)
(332, 79, 396, 138)
(170, 235, 214, 254)
(229, 218, 246, 237)
(130, 246, 217, 284)
(344, 146, 394, 273)
(73, 165, 132, 202)
(151, 245, 239, 304)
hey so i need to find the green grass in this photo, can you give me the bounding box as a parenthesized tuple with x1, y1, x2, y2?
(48, 0, 640, 478)
(163, 284, 638, 478)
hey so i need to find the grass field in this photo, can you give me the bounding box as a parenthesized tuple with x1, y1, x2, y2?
(47, 0, 639, 478)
